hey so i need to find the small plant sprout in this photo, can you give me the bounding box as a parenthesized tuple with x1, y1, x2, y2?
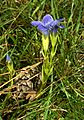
(31, 14, 64, 91)
(6, 54, 15, 85)
(6, 54, 11, 63)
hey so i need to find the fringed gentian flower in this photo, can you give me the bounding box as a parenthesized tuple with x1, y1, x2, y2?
(6, 54, 11, 62)
(31, 14, 64, 35)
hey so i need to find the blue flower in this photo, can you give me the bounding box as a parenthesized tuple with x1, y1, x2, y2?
(31, 14, 64, 35)
(6, 54, 11, 62)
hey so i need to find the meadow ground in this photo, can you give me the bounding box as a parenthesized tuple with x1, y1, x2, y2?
(0, 0, 84, 120)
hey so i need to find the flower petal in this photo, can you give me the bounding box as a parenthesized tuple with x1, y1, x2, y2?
(50, 18, 64, 27)
(57, 18, 64, 22)
(58, 25, 65, 28)
(42, 14, 53, 25)
(37, 24, 48, 35)
(52, 26, 59, 33)
(31, 21, 42, 26)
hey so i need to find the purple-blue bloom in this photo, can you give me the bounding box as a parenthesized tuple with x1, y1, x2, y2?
(31, 14, 64, 35)
(6, 54, 11, 62)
